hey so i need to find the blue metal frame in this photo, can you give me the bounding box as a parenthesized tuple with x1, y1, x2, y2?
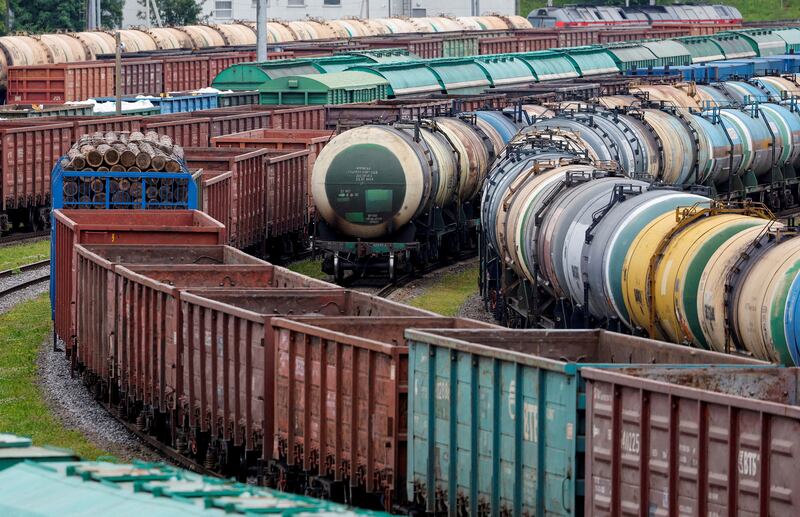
(49, 159, 198, 320)
(53, 171, 198, 210)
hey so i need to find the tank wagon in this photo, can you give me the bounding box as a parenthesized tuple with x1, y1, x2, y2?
(480, 85, 800, 364)
(3, 26, 800, 233)
(310, 111, 520, 281)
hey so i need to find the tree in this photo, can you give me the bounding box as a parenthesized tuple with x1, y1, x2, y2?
(9, 0, 83, 32)
(5, 0, 122, 33)
(138, 0, 206, 26)
(101, 0, 124, 29)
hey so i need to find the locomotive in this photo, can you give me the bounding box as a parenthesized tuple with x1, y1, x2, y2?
(528, 4, 743, 29)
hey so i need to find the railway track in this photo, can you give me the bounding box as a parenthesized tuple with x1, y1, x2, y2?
(375, 253, 478, 299)
(0, 231, 49, 246)
(0, 259, 51, 300)
(104, 408, 221, 478)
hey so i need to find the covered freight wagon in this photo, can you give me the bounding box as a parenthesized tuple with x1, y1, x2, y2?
(258, 71, 389, 105)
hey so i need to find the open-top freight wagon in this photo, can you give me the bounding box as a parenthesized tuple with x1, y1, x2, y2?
(51, 208, 774, 514)
(2, 105, 324, 235)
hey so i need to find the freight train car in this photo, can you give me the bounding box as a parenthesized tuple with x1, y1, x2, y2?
(528, 4, 742, 29)
(582, 366, 800, 515)
(403, 328, 767, 515)
(0, 453, 380, 515)
(0, 16, 534, 92)
(310, 111, 519, 282)
(6, 27, 800, 234)
(220, 28, 800, 104)
(0, 105, 324, 235)
(52, 208, 773, 515)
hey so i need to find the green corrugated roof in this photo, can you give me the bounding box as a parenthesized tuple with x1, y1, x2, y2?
(559, 46, 619, 76)
(348, 62, 443, 96)
(212, 60, 320, 90)
(675, 36, 726, 63)
(775, 28, 800, 48)
(291, 71, 389, 90)
(712, 33, 758, 59)
(349, 48, 417, 63)
(641, 40, 691, 60)
(732, 29, 787, 56)
(0, 461, 387, 516)
(313, 55, 374, 73)
(605, 44, 659, 68)
(472, 56, 537, 86)
(258, 70, 389, 92)
(516, 51, 579, 81)
(425, 59, 492, 94)
(0, 434, 77, 471)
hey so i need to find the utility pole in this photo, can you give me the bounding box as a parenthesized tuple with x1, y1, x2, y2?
(87, 0, 95, 29)
(96, 0, 101, 28)
(145, 0, 164, 28)
(86, 0, 102, 29)
(256, 0, 267, 62)
(115, 32, 122, 115)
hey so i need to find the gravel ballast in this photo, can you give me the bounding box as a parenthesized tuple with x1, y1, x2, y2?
(0, 268, 161, 463)
(457, 292, 498, 324)
(39, 337, 162, 463)
(381, 259, 477, 304)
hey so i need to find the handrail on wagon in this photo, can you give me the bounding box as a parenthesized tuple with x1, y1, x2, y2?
(644, 200, 775, 339)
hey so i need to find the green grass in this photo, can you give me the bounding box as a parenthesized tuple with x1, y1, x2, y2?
(0, 239, 50, 272)
(408, 264, 479, 316)
(728, 0, 800, 22)
(287, 258, 329, 280)
(0, 294, 108, 459)
(519, 0, 800, 22)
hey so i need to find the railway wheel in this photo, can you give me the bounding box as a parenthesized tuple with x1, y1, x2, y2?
(333, 253, 345, 284)
(26, 206, 43, 232)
